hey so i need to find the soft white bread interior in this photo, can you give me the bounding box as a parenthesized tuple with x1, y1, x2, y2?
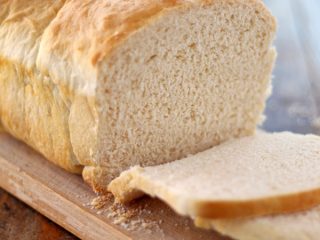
(0, 0, 276, 192)
(108, 132, 320, 219)
(196, 207, 320, 240)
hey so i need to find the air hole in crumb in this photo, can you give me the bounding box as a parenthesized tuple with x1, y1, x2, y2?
(188, 43, 196, 49)
(169, 148, 176, 153)
(250, 19, 255, 27)
(131, 79, 139, 89)
(175, 54, 185, 61)
(146, 54, 157, 63)
(175, 50, 186, 62)
(191, 110, 196, 120)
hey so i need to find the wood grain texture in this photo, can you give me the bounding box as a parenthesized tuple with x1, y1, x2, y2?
(1, 0, 320, 239)
(0, 189, 77, 240)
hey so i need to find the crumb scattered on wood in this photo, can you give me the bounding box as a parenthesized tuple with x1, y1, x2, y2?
(90, 194, 113, 209)
(106, 201, 163, 232)
(88, 195, 164, 234)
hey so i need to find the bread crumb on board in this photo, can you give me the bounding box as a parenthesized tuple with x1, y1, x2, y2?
(107, 201, 164, 233)
(83, 195, 212, 239)
(90, 194, 113, 209)
(88, 195, 164, 234)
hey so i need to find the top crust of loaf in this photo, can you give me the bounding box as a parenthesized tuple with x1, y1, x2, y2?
(0, 0, 276, 97)
(36, 0, 276, 96)
(0, 0, 66, 69)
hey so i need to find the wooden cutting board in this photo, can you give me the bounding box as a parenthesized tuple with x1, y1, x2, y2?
(0, 133, 229, 240)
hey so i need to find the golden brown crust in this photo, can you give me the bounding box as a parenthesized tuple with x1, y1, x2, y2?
(38, 0, 275, 95)
(195, 206, 320, 240)
(194, 189, 320, 219)
(82, 166, 113, 194)
(69, 95, 97, 167)
(37, 0, 187, 96)
(0, 57, 82, 173)
(0, 0, 84, 172)
(108, 167, 320, 219)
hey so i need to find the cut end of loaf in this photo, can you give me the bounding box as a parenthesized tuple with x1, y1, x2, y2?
(86, 0, 277, 190)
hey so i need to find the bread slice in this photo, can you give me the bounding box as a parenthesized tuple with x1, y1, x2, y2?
(0, 0, 276, 192)
(108, 132, 320, 219)
(195, 207, 320, 240)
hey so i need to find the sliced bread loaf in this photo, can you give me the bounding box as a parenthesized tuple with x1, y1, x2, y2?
(108, 132, 320, 219)
(0, 0, 276, 192)
(196, 207, 320, 240)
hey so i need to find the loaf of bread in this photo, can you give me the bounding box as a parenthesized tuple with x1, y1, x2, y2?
(108, 132, 320, 219)
(196, 207, 320, 240)
(0, 0, 276, 192)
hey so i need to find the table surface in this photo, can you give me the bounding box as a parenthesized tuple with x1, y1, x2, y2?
(1, 1, 320, 239)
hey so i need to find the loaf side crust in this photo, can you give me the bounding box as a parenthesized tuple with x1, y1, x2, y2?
(0, 0, 84, 172)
